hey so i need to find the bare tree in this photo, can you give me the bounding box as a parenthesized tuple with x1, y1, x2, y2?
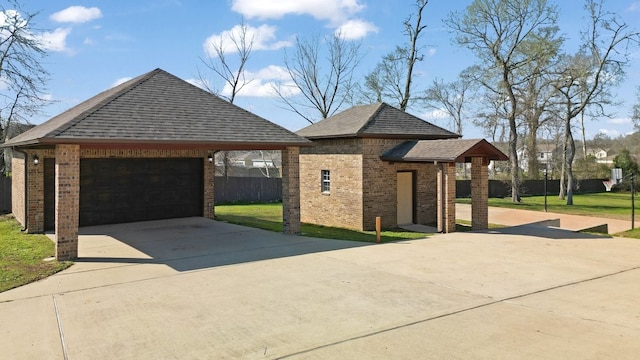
(274, 32, 361, 123)
(0, 0, 50, 173)
(362, 0, 428, 111)
(198, 20, 253, 102)
(445, 0, 561, 202)
(553, 0, 639, 205)
(632, 86, 640, 131)
(198, 21, 255, 177)
(422, 70, 474, 135)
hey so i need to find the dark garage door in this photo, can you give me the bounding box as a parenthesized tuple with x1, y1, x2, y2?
(45, 158, 203, 229)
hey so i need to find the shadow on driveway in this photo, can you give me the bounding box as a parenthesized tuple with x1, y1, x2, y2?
(477, 223, 612, 240)
(74, 217, 371, 272)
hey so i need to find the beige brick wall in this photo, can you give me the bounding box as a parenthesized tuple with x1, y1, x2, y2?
(282, 146, 301, 234)
(362, 138, 439, 230)
(55, 144, 80, 260)
(11, 152, 25, 226)
(300, 139, 364, 230)
(471, 156, 488, 230)
(300, 138, 439, 231)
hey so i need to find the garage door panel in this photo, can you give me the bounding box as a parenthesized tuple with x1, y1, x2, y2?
(78, 158, 203, 227)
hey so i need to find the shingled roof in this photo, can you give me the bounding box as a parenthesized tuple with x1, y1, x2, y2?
(296, 102, 459, 140)
(381, 139, 508, 163)
(4, 68, 310, 148)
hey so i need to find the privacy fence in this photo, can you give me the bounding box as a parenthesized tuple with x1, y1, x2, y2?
(0, 176, 609, 212)
(455, 179, 607, 198)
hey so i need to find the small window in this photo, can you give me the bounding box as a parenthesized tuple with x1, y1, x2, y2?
(539, 152, 545, 159)
(321, 170, 330, 193)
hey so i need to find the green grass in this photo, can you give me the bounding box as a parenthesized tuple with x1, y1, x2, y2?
(215, 203, 429, 242)
(615, 227, 640, 239)
(0, 215, 72, 293)
(457, 192, 639, 221)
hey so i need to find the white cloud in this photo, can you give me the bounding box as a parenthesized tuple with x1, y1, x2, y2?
(231, 0, 365, 25)
(598, 128, 621, 137)
(111, 77, 132, 88)
(50, 6, 102, 23)
(608, 117, 632, 125)
(335, 19, 378, 40)
(428, 48, 437, 57)
(422, 108, 450, 120)
(628, 2, 640, 11)
(203, 24, 292, 58)
(36, 28, 72, 52)
(220, 65, 300, 98)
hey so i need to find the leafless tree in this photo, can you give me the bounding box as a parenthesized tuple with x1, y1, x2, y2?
(198, 20, 253, 102)
(445, 0, 561, 202)
(362, 0, 428, 111)
(198, 20, 255, 177)
(274, 32, 361, 123)
(0, 0, 50, 174)
(422, 70, 474, 135)
(553, 0, 639, 205)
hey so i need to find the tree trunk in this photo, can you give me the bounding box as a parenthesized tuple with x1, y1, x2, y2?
(526, 126, 540, 179)
(580, 110, 587, 161)
(566, 130, 576, 205)
(509, 123, 520, 202)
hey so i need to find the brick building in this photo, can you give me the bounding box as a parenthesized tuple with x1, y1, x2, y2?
(3, 68, 310, 260)
(296, 103, 507, 232)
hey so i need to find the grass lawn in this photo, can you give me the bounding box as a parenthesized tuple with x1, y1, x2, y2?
(457, 192, 639, 221)
(215, 203, 429, 242)
(0, 215, 72, 293)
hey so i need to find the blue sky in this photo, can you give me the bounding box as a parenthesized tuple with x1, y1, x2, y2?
(16, 0, 640, 140)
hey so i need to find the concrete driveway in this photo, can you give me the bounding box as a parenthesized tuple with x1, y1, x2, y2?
(1, 217, 640, 359)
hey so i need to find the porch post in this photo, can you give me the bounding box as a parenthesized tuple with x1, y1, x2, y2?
(437, 162, 457, 233)
(203, 153, 215, 219)
(55, 144, 80, 260)
(282, 146, 301, 234)
(471, 156, 489, 230)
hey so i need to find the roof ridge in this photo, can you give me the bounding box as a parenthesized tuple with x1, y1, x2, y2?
(356, 102, 386, 135)
(45, 68, 163, 138)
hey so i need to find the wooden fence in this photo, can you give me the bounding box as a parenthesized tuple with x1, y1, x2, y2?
(215, 176, 282, 204)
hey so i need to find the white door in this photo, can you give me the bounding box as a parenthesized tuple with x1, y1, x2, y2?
(397, 172, 414, 225)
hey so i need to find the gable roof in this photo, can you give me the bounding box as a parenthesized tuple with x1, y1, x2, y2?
(296, 102, 459, 140)
(381, 138, 508, 163)
(4, 68, 310, 148)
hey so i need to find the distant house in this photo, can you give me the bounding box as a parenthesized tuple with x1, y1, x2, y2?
(215, 150, 282, 177)
(296, 103, 507, 233)
(517, 143, 557, 172)
(586, 148, 615, 164)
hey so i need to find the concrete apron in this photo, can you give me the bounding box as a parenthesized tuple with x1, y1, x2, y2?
(1, 217, 640, 359)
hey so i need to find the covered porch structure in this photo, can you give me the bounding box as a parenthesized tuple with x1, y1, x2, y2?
(382, 138, 508, 232)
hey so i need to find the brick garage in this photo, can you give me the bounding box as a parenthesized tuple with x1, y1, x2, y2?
(297, 103, 507, 232)
(4, 69, 309, 260)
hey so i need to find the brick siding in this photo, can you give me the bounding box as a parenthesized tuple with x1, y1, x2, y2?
(471, 156, 489, 230)
(300, 138, 439, 231)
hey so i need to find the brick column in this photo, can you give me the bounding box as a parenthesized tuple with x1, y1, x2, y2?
(282, 146, 300, 234)
(55, 145, 80, 260)
(26, 150, 46, 233)
(471, 156, 488, 230)
(203, 154, 215, 219)
(437, 163, 456, 233)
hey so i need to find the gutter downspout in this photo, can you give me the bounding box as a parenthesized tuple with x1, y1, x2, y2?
(12, 147, 28, 232)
